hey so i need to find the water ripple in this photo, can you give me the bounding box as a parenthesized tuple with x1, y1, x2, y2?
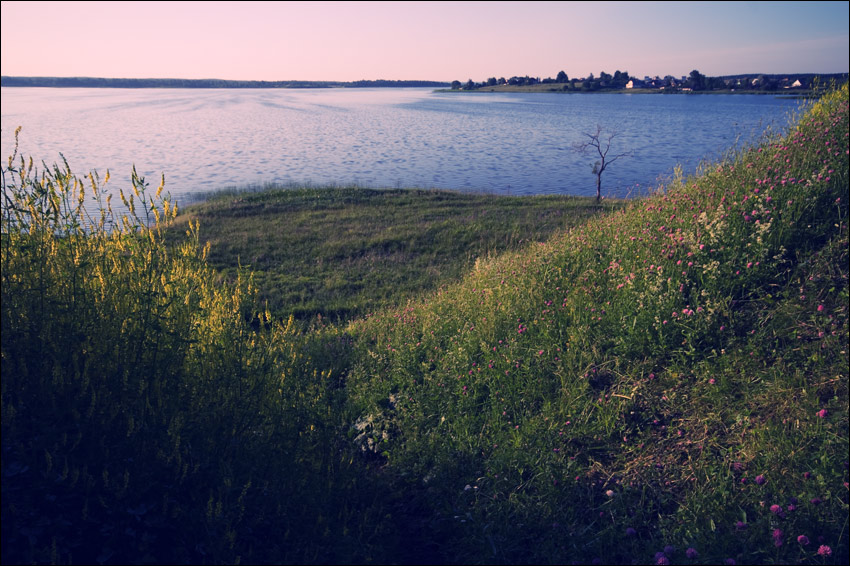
(1, 87, 798, 202)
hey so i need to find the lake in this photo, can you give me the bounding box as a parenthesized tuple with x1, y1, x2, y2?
(1, 87, 802, 203)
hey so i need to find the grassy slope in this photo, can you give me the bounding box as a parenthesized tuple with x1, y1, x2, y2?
(171, 188, 621, 322)
(346, 86, 849, 564)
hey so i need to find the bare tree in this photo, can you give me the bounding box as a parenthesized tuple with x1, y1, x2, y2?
(573, 125, 632, 202)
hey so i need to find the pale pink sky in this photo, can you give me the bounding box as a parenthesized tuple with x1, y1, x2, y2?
(1, 1, 848, 82)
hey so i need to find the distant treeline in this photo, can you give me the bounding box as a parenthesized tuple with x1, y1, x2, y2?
(0, 76, 451, 89)
(452, 69, 849, 92)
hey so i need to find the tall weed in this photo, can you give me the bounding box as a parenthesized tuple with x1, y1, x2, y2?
(0, 131, 364, 564)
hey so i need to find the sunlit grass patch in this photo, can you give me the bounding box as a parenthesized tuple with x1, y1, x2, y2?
(170, 187, 621, 323)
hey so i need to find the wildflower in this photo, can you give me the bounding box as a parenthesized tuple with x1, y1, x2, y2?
(817, 408, 828, 419)
(810, 497, 822, 506)
(797, 535, 810, 545)
(686, 547, 698, 559)
(773, 528, 784, 547)
(625, 527, 637, 537)
(755, 474, 766, 485)
(770, 504, 782, 515)
(817, 545, 832, 556)
(655, 553, 670, 565)
(735, 521, 748, 530)
(817, 304, 825, 312)
(664, 545, 675, 556)
(803, 471, 811, 479)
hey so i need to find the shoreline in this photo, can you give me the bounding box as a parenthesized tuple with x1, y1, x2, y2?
(435, 85, 820, 96)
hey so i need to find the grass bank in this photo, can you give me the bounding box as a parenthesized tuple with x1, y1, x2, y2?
(2, 85, 847, 565)
(171, 187, 621, 323)
(346, 84, 849, 564)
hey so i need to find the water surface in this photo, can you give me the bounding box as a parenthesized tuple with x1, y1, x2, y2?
(1, 87, 801, 202)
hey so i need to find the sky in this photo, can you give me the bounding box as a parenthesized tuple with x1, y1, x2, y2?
(1, 1, 848, 82)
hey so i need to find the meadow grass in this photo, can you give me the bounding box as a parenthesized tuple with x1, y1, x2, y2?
(1, 85, 847, 565)
(345, 85, 848, 564)
(169, 187, 620, 323)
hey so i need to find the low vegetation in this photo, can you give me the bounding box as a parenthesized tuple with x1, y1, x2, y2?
(2, 85, 847, 565)
(171, 187, 620, 323)
(347, 85, 848, 564)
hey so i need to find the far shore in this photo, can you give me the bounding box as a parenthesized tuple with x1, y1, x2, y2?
(435, 84, 819, 97)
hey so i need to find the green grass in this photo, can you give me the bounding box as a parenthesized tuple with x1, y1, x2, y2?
(2, 86, 847, 565)
(171, 187, 621, 323)
(345, 85, 849, 564)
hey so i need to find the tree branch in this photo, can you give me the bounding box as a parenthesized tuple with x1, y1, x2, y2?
(572, 124, 632, 201)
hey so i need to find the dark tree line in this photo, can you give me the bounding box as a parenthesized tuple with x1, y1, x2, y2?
(0, 76, 451, 89)
(452, 69, 849, 92)
(453, 69, 632, 91)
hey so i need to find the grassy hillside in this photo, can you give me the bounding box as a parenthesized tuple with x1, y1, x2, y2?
(345, 85, 849, 564)
(1, 86, 847, 565)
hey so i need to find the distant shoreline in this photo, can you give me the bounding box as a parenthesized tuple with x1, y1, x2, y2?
(435, 85, 821, 96)
(2, 76, 841, 96)
(0, 76, 451, 89)
(443, 72, 847, 96)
